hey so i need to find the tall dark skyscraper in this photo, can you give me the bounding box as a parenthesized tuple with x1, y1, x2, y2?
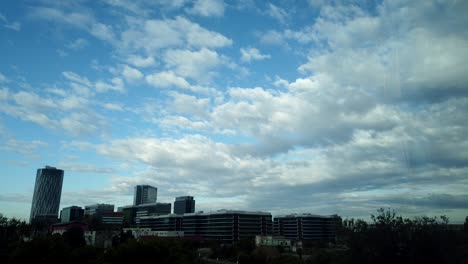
(174, 196, 195, 214)
(134, 185, 158, 206)
(29, 166, 64, 223)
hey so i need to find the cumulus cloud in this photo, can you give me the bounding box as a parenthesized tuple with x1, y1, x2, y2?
(120, 16, 232, 54)
(0, 88, 107, 137)
(163, 48, 223, 82)
(0, 139, 48, 158)
(126, 55, 156, 68)
(30, 6, 115, 42)
(187, 0, 225, 17)
(4, 0, 467, 221)
(240, 47, 271, 62)
(122, 65, 143, 82)
(102, 102, 124, 112)
(146, 71, 190, 89)
(95, 78, 125, 93)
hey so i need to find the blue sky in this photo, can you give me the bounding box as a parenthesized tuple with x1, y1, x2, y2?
(1, 0, 467, 222)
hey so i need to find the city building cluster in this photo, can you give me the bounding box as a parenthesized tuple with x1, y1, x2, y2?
(29, 166, 340, 248)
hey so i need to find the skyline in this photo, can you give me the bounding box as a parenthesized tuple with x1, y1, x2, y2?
(1, 0, 467, 222)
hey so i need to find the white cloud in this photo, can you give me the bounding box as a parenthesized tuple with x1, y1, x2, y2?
(240, 47, 271, 62)
(57, 162, 115, 174)
(102, 102, 124, 112)
(4, 21, 21, 31)
(163, 48, 222, 82)
(90, 22, 115, 42)
(266, 3, 288, 24)
(67, 38, 89, 50)
(259, 30, 285, 45)
(62, 71, 92, 87)
(30, 6, 115, 42)
(188, 0, 225, 17)
(95, 78, 125, 93)
(0, 13, 21, 31)
(122, 65, 143, 82)
(120, 16, 232, 54)
(46, 88, 67, 97)
(0, 72, 7, 83)
(168, 91, 210, 117)
(146, 71, 190, 89)
(59, 95, 89, 110)
(60, 112, 106, 136)
(0, 139, 48, 158)
(126, 55, 156, 68)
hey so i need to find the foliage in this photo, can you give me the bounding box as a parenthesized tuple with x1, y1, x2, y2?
(342, 208, 464, 264)
(2, 211, 468, 264)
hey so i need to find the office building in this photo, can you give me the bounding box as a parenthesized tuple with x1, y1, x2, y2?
(136, 210, 272, 243)
(273, 214, 340, 242)
(84, 204, 114, 216)
(174, 196, 195, 214)
(135, 203, 171, 218)
(60, 206, 84, 223)
(137, 214, 183, 231)
(134, 185, 157, 205)
(30, 166, 64, 224)
(184, 210, 272, 243)
(101, 212, 124, 226)
(123, 228, 184, 240)
(118, 203, 172, 225)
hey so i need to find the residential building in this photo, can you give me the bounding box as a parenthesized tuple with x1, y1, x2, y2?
(134, 185, 158, 206)
(174, 196, 195, 215)
(29, 166, 64, 224)
(60, 206, 84, 223)
(273, 214, 340, 242)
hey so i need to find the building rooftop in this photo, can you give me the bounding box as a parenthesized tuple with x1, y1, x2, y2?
(184, 209, 272, 216)
(274, 213, 339, 219)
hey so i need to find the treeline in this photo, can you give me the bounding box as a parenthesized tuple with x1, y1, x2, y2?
(1, 209, 468, 264)
(339, 208, 468, 264)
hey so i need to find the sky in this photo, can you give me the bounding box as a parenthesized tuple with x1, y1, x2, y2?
(0, 0, 467, 222)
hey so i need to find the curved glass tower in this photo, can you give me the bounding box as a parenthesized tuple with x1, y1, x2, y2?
(29, 166, 64, 223)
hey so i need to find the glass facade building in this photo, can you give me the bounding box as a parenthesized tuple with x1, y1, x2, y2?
(136, 210, 273, 243)
(29, 166, 64, 224)
(60, 206, 84, 223)
(273, 214, 340, 242)
(84, 204, 115, 216)
(174, 196, 195, 215)
(134, 185, 158, 206)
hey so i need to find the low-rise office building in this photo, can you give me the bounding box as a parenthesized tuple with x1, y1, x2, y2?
(84, 204, 114, 216)
(136, 214, 183, 231)
(133, 210, 272, 243)
(183, 210, 273, 243)
(273, 213, 340, 242)
(118, 203, 172, 225)
(123, 228, 184, 239)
